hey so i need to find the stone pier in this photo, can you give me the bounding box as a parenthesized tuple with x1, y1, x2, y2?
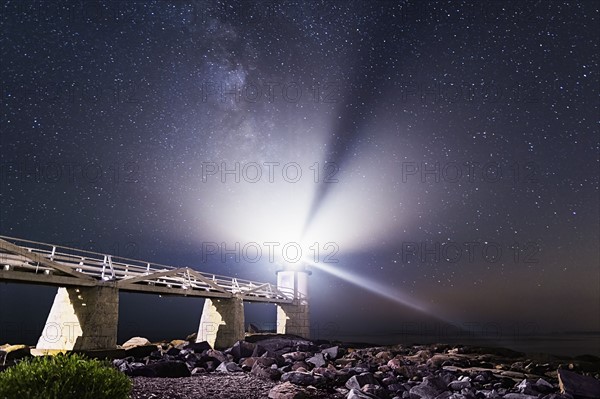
(36, 284, 119, 351)
(197, 297, 244, 349)
(276, 301, 310, 338)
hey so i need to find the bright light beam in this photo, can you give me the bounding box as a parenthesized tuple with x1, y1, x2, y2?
(305, 258, 464, 331)
(303, 258, 430, 314)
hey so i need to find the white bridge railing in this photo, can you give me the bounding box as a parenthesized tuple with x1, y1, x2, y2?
(0, 236, 302, 303)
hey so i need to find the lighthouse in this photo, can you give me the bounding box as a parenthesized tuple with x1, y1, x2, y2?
(276, 261, 311, 338)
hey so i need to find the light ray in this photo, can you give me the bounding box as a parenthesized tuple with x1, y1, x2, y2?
(303, 258, 430, 314)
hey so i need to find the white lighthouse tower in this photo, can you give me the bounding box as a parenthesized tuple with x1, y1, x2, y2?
(276, 262, 311, 338)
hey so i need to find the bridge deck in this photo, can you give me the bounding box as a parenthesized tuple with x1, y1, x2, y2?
(0, 236, 296, 303)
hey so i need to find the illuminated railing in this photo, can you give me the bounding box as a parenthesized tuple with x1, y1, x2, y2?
(0, 236, 303, 302)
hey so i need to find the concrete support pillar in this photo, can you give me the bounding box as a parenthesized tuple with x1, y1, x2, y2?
(197, 297, 244, 349)
(277, 301, 310, 338)
(276, 267, 310, 339)
(36, 284, 118, 351)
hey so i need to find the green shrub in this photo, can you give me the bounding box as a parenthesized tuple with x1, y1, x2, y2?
(0, 352, 131, 399)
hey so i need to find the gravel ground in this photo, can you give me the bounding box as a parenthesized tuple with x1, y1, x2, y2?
(131, 374, 279, 399)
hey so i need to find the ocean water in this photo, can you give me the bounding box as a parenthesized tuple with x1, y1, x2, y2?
(335, 333, 600, 357)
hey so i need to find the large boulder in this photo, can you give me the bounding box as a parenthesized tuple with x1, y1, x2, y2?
(184, 340, 212, 353)
(229, 340, 256, 361)
(252, 336, 316, 356)
(558, 369, 600, 399)
(206, 349, 228, 363)
(121, 337, 151, 349)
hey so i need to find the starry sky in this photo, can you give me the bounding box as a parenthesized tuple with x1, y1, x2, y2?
(1, 1, 598, 355)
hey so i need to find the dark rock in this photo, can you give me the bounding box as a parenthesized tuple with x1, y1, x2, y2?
(313, 366, 337, 380)
(217, 361, 243, 373)
(241, 357, 258, 370)
(382, 376, 398, 386)
(166, 347, 181, 356)
(254, 337, 316, 356)
(242, 356, 276, 370)
(515, 379, 543, 395)
(185, 359, 198, 370)
(3, 346, 31, 364)
(252, 362, 282, 380)
(387, 358, 403, 370)
(204, 360, 220, 371)
(535, 378, 554, 393)
(284, 351, 310, 362)
(426, 354, 453, 369)
(345, 372, 379, 390)
(322, 346, 340, 360)
(408, 376, 447, 399)
(126, 362, 156, 377)
(387, 383, 404, 393)
(362, 383, 386, 397)
(206, 349, 228, 363)
(476, 390, 501, 399)
(558, 369, 600, 399)
(255, 357, 278, 368)
(252, 345, 268, 357)
(474, 371, 494, 383)
(268, 381, 309, 399)
(306, 353, 326, 368)
(184, 341, 212, 353)
(113, 358, 132, 373)
(145, 360, 191, 377)
(281, 371, 316, 386)
(291, 362, 309, 372)
(230, 340, 256, 361)
(376, 351, 393, 362)
(500, 370, 527, 379)
(448, 380, 471, 390)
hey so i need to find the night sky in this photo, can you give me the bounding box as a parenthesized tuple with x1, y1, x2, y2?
(1, 1, 598, 356)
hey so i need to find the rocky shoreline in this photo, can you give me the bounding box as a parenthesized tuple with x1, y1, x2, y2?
(2, 335, 600, 399)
